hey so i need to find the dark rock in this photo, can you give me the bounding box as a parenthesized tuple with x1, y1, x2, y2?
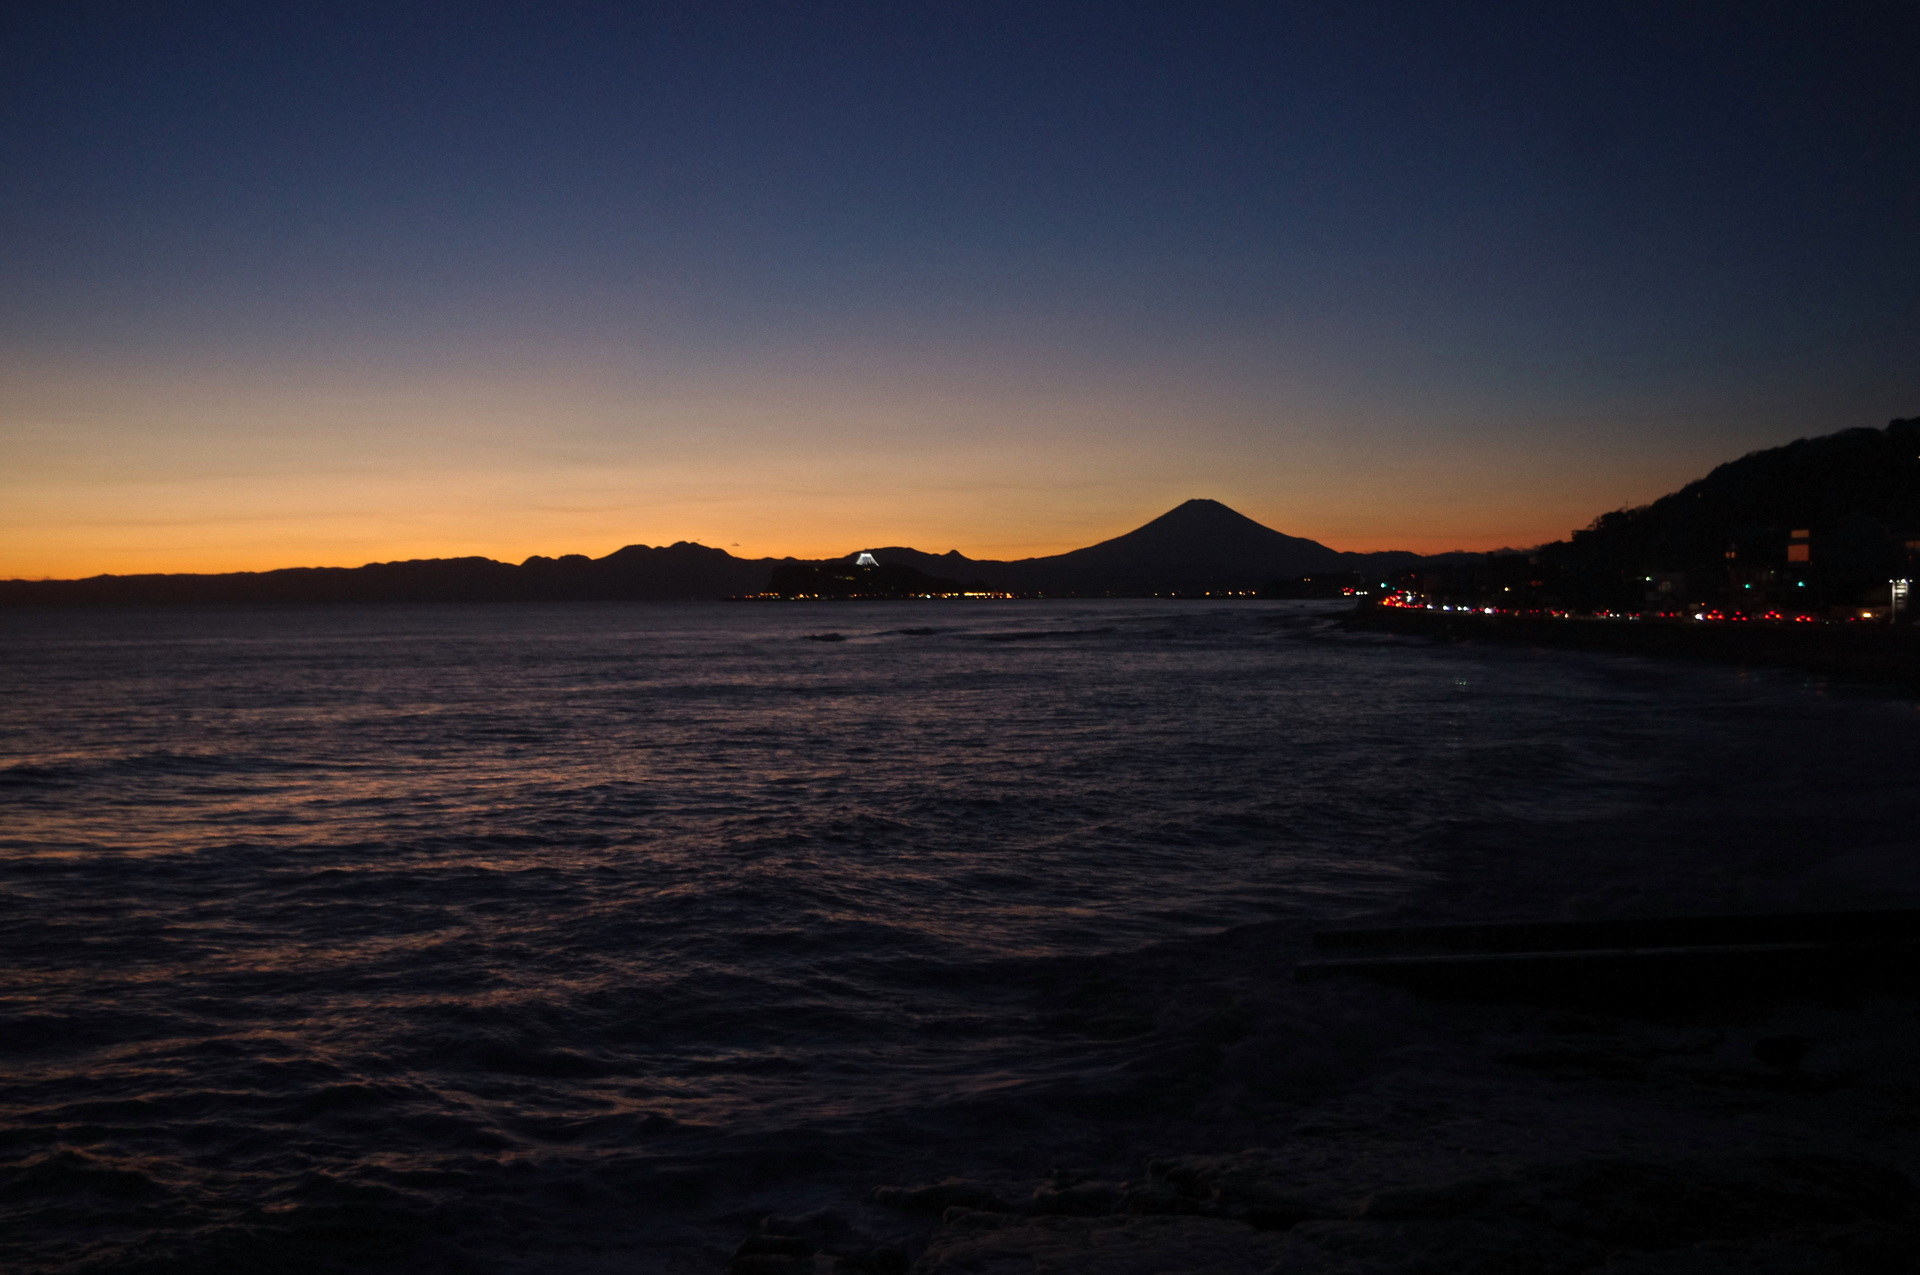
(1753, 1033, 1814, 1071)
(724, 1257, 806, 1275)
(1145, 1149, 1323, 1229)
(833, 1246, 909, 1274)
(871, 1179, 1009, 1214)
(1589, 1220, 1920, 1272)
(1237, 1200, 1319, 1231)
(732, 1232, 813, 1258)
(1332, 1154, 1920, 1265)
(913, 1210, 1287, 1273)
(1029, 1180, 1124, 1216)
(1117, 1181, 1191, 1216)
(1359, 1178, 1498, 1221)
(1508, 1155, 1916, 1251)
(760, 1208, 850, 1245)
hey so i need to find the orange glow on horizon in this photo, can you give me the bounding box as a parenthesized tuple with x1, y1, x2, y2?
(0, 350, 1726, 580)
(0, 505, 1581, 580)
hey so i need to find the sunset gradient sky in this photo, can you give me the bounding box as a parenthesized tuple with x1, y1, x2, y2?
(5, 3, 1917, 577)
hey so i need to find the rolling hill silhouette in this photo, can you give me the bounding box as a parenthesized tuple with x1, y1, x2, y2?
(15, 416, 1916, 607)
(1558, 417, 1920, 576)
(0, 500, 1425, 604)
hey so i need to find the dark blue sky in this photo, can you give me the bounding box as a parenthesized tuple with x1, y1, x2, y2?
(5, 2, 1916, 573)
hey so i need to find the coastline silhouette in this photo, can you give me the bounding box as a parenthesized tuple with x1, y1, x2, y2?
(3, 416, 1914, 607)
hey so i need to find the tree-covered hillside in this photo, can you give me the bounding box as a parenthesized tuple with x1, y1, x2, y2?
(1566, 417, 1920, 573)
(1405, 417, 1920, 615)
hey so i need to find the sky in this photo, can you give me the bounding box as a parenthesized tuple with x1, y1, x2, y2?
(4, 2, 1918, 577)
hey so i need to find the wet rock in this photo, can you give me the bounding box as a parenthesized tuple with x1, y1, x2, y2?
(1279, 1155, 1920, 1274)
(871, 1179, 1010, 1215)
(1116, 1180, 1192, 1216)
(728, 1230, 818, 1273)
(720, 1206, 919, 1275)
(1234, 1198, 1320, 1232)
(1357, 1178, 1498, 1221)
(1146, 1149, 1322, 1230)
(833, 1247, 909, 1274)
(734, 1233, 815, 1258)
(1493, 1154, 1911, 1251)
(1148, 1149, 1261, 1197)
(729, 1210, 900, 1274)
(760, 1208, 852, 1247)
(1029, 1179, 1124, 1216)
(1268, 1215, 1582, 1274)
(1753, 1033, 1814, 1072)
(724, 1255, 810, 1275)
(913, 1209, 1287, 1274)
(1588, 1220, 1920, 1272)
(887, 1152, 1918, 1271)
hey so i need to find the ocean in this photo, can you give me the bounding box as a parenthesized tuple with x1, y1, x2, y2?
(4, 600, 1918, 1273)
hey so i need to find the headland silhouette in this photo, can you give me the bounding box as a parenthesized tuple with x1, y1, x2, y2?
(0, 498, 1450, 606)
(3, 415, 1914, 608)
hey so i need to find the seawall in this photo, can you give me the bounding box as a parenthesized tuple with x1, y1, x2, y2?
(1343, 603, 1920, 692)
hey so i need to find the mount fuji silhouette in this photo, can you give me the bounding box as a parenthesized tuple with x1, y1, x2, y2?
(1054, 498, 1339, 575)
(857, 499, 1395, 594)
(0, 500, 1427, 604)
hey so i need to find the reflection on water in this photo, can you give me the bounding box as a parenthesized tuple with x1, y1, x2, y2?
(3, 600, 1916, 1271)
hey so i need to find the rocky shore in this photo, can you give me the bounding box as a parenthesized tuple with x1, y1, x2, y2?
(685, 610, 1920, 1275)
(713, 972, 1920, 1273)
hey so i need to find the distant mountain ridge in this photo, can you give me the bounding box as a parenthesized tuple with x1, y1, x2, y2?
(14, 417, 1914, 607)
(853, 499, 1435, 593)
(0, 542, 775, 606)
(0, 499, 1436, 605)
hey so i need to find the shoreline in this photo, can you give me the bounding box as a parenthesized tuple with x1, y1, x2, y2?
(1342, 602, 1920, 693)
(748, 917, 1920, 1274)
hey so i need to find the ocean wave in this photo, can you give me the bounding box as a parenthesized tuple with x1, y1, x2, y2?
(4, 601, 1917, 1271)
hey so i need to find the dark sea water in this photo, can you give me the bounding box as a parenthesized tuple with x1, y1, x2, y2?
(4, 601, 1918, 1273)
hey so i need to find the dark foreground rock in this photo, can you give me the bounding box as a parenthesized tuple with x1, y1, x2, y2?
(711, 913, 1920, 1275)
(895, 1152, 1917, 1274)
(723, 1209, 909, 1274)
(915, 1211, 1286, 1274)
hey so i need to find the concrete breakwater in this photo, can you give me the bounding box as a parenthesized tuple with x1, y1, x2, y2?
(1343, 603, 1920, 691)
